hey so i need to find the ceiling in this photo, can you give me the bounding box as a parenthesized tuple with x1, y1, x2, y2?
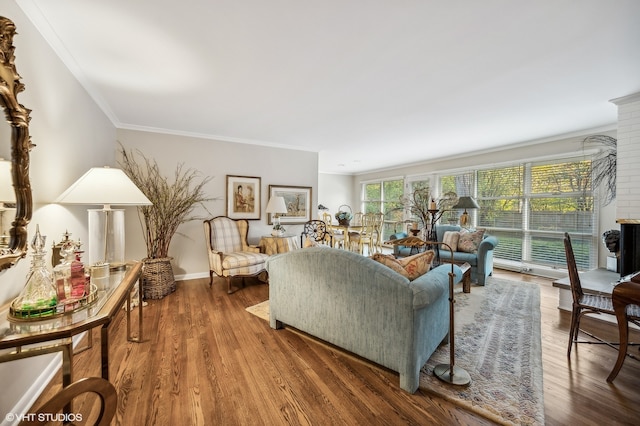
(18, 1, 640, 174)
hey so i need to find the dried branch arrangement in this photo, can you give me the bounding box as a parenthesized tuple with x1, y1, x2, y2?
(583, 135, 616, 206)
(401, 188, 458, 228)
(118, 145, 213, 259)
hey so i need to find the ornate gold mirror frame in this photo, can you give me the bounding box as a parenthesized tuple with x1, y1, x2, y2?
(0, 16, 33, 271)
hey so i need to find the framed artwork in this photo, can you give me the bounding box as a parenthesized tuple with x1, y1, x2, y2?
(226, 175, 261, 220)
(268, 185, 312, 225)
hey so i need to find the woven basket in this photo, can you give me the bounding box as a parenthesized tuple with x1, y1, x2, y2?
(142, 257, 176, 299)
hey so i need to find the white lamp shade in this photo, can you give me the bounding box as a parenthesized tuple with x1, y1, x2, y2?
(0, 159, 16, 203)
(55, 166, 152, 207)
(266, 196, 288, 214)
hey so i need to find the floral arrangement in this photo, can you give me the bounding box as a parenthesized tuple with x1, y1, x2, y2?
(335, 210, 353, 221)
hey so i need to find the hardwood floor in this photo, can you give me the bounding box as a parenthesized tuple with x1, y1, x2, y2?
(31, 270, 640, 425)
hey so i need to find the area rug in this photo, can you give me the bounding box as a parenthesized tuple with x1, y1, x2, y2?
(420, 277, 544, 426)
(245, 277, 544, 426)
(245, 300, 270, 322)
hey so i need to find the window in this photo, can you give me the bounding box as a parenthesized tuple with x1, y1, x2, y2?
(362, 178, 404, 240)
(473, 157, 596, 270)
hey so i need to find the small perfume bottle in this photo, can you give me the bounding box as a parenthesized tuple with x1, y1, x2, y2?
(53, 239, 76, 303)
(69, 242, 89, 298)
(12, 225, 57, 317)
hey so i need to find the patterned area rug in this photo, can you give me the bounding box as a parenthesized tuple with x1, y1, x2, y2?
(420, 277, 544, 426)
(246, 276, 544, 425)
(245, 300, 270, 321)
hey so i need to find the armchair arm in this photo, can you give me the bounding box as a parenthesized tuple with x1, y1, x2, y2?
(478, 235, 498, 257)
(208, 249, 224, 275)
(476, 235, 498, 284)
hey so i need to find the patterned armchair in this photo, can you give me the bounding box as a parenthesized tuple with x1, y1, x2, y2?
(203, 216, 269, 293)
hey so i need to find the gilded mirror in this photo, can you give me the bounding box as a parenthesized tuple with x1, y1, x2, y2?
(0, 16, 33, 271)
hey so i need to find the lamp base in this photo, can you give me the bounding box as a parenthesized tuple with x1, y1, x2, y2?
(459, 210, 470, 227)
(433, 364, 471, 385)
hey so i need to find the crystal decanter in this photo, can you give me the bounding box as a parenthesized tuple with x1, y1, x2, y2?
(10, 225, 58, 319)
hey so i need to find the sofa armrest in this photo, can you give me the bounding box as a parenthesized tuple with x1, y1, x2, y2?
(411, 264, 462, 309)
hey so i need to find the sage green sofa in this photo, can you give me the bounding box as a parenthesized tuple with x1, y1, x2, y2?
(265, 246, 463, 393)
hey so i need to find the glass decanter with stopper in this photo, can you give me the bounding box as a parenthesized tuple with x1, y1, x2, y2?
(10, 225, 58, 318)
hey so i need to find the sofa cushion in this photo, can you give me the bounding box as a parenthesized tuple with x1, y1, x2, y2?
(442, 231, 460, 252)
(398, 250, 435, 280)
(458, 229, 486, 253)
(439, 250, 479, 266)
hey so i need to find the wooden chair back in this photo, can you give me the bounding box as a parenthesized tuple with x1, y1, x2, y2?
(564, 232, 584, 301)
(301, 220, 329, 246)
(23, 377, 116, 426)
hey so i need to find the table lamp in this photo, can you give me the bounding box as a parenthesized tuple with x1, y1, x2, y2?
(266, 196, 288, 236)
(452, 196, 479, 227)
(0, 159, 16, 248)
(55, 166, 152, 270)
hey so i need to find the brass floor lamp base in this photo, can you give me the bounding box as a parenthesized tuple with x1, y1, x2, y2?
(433, 364, 471, 385)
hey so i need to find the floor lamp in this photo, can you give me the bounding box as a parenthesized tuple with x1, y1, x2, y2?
(55, 166, 151, 271)
(432, 241, 471, 385)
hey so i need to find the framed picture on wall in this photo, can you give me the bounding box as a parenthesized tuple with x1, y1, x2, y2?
(226, 175, 261, 220)
(268, 185, 312, 225)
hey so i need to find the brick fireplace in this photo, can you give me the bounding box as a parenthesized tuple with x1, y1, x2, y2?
(612, 92, 640, 277)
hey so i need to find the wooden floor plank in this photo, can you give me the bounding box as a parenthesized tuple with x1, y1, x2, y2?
(28, 271, 640, 425)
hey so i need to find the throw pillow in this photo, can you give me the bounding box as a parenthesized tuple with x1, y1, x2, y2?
(442, 231, 460, 252)
(457, 229, 486, 253)
(398, 250, 435, 280)
(371, 253, 410, 278)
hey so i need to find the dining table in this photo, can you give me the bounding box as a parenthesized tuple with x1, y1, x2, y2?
(607, 272, 640, 382)
(333, 223, 363, 250)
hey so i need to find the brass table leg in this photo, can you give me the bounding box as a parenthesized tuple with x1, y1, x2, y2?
(101, 324, 109, 380)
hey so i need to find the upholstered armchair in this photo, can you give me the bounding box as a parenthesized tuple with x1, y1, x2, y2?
(203, 216, 269, 293)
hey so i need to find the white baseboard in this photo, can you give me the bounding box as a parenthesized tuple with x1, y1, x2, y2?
(174, 271, 209, 282)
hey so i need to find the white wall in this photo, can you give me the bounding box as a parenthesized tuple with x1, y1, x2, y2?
(116, 129, 318, 279)
(0, 2, 116, 421)
(318, 173, 355, 217)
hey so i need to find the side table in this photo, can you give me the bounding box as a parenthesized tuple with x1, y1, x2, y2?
(259, 234, 299, 255)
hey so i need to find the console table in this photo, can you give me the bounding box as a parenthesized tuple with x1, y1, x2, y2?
(0, 261, 143, 390)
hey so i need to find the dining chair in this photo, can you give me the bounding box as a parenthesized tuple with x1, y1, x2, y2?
(564, 232, 638, 358)
(301, 220, 330, 246)
(370, 212, 385, 254)
(348, 213, 376, 255)
(322, 212, 344, 249)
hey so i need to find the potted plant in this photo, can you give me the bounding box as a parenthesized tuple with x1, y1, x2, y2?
(119, 145, 212, 299)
